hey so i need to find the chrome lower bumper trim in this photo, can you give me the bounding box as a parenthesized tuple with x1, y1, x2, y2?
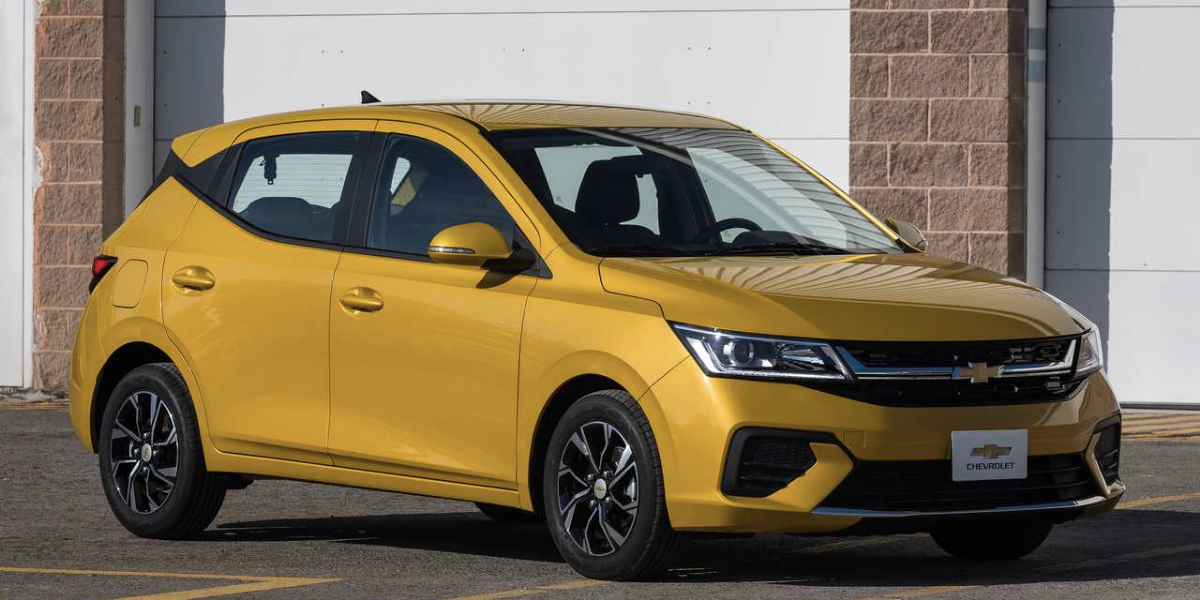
(812, 494, 1110, 519)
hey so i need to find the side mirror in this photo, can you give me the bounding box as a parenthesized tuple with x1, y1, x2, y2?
(885, 217, 928, 252)
(428, 222, 513, 267)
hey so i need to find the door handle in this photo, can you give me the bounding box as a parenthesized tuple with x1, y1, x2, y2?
(340, 287, 384, 313)
(171, 267, 216, 291)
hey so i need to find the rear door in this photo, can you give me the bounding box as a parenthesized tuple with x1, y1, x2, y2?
(162, 120, 374, 464)
(326, 123, 540, 487)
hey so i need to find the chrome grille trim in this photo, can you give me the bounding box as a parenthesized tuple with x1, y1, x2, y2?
(835, 338, 1077, 382)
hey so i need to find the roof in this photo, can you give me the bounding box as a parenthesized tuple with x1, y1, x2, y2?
(388, 101, 743, 131)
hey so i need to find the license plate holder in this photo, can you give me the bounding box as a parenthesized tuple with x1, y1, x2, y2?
(951, 429, 1028, 482)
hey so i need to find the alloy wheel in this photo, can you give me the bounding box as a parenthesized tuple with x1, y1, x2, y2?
(557, 421, 639, 556)
(108, 390, 178, 514)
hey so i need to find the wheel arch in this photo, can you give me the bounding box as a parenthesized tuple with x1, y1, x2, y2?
(90, 342, 173, 452)
(526, 373, 625, 516)
(520, 352, 684, 515)
(77, 316, 210, 454)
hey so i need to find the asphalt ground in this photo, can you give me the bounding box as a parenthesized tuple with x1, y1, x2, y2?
(1, 404, 1198, 600)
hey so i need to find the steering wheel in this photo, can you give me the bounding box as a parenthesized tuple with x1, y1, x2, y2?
(690, 218, 763, 244)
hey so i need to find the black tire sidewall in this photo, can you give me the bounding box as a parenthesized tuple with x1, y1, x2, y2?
(542, 392, 667, 579)
(97, 364, 209, 538)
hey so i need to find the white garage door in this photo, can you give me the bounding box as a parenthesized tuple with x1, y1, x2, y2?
(1047, 1, 1200, 405)
(152, 0, 850, 187)
(0, 1, 30, 387)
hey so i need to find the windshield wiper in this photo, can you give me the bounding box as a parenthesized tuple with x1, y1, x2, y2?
(583, 244, 698, 257)
(707, 241, 852, 256)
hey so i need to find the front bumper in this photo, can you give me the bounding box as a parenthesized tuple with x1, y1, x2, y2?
(643, 359, 1124, 533)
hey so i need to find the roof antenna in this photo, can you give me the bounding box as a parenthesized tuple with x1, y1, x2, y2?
(361, 90, 381, 104)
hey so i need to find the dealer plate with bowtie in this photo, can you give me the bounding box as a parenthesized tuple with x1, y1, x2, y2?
(951, 429, 1028, 482)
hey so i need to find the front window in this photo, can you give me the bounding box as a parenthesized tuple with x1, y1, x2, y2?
(488, 128, 899, 256)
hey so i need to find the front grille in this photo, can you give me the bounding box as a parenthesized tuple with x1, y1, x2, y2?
(806, 335, 1084, 407)
(809, 376, 1083, 407)
(820, 454, 1099, 512)
(1094, 420, 1121, 486)
(722, 429, 822, 498)
(840, 337, 1075, 369)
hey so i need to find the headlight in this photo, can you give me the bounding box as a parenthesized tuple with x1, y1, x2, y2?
(671, 324, 851, 381)
(1043, 292, 1105, 375)
(1077, 328, 1103, 376)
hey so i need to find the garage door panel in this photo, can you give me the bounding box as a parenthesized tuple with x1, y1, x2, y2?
(215, 11, 846, 140)
(1047, 138, 1200, 272)
(1046, 270, 1200, 404)
(156, 0, 848, 17)
(154, 6, 849, 181)
(154, 15, 226, 140)
(1049, 5, 1200, 139)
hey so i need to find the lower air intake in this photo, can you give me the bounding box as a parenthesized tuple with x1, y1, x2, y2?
(721, 428, 822, 498)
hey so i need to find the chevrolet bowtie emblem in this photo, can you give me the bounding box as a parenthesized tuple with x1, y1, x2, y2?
(952, 361, 1003, 384)
(971, 444, 1012, 460)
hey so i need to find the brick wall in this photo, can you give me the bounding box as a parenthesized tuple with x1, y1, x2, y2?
(849, 0, 1026, 278)
(33, 0, 124, 389)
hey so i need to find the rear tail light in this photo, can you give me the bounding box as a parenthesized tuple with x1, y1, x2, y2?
(89, 255, 117, 292)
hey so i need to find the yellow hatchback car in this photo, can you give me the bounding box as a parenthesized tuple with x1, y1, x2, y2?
(70, 101, 1123, 580)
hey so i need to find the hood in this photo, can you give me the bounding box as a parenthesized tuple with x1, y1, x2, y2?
(599, 253, 1082, 341)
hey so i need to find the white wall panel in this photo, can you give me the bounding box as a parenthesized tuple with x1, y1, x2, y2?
(1046, 4, 1200, 405)
(0, 1, 32, 386)
(1049, 6, 1200, 139)
(154, 2, 849, 185)
(1047, 139, 1200, 272)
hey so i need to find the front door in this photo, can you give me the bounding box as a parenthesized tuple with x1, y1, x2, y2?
(162, 122, 373, 463)
(328, 124, 539, 487)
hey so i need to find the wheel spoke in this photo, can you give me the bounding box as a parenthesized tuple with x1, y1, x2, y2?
(600, 508, 628, 548)
(148, 394, 161, 444)
(130, 395, 145, 441)
(153, 426, 177, 447)
(149, 465, 176, 486)
(582, 506, 600, 555)
(597, 424, 613, 471)
(560, 488, 590, 518)
(568, 431, 600, 475)
(126, 462, 141, 510)
(611, 446, 634, 481)
(114, 421, 141, 444)
(143, 469, 157, 510)
(558, 463, 588, 489)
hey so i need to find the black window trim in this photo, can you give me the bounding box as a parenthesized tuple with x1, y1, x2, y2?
(339, 131, 551, 278)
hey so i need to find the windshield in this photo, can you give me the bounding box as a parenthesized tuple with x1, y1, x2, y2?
(487, 128, 900, 257)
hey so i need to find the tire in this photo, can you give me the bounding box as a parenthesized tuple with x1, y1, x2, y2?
(542, 390, 682, 580)
(475, 502, 544, 524)
(931, 521, 1053, 561)
(97, 363, 226, 539)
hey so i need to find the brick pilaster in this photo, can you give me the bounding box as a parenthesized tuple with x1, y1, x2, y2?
(850, 0, 1026, 277)
(33, 0, 124, 390)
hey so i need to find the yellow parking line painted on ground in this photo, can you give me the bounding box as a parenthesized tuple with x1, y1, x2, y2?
(1139, 427, 1200, 438)
(0, 566, 340, 600)
(1124, 419, 1200, 433)
(1121, 412, 1186, 420)
(1122, 415, 1200, 428)
(1125, 435, 1200, 444)
(1118, 492, 1200, 510)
